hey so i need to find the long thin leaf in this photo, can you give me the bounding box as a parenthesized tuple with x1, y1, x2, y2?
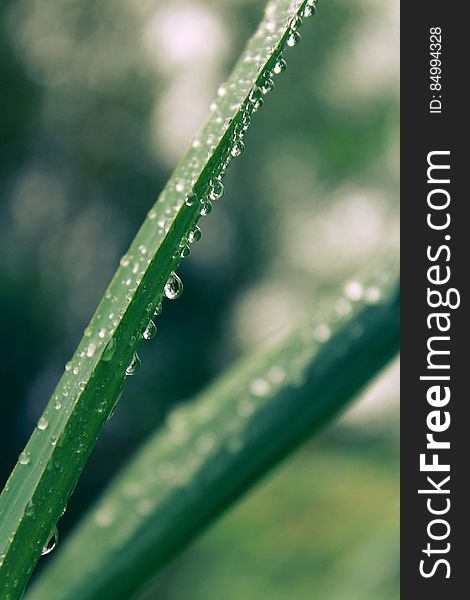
(28, 271, 399, 600)
(0, 1, 320, 596)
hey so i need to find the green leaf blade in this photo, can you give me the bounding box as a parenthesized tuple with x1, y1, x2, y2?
(28, 271, 399, 600)
(0, 1, 318, 596)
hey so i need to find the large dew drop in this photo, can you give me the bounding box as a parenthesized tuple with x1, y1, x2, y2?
(143, 320, 157, 340)
(19, 451, 30, 465)
(188, 225, 202, 244)
(303, 0, 318, 18)
(126, 353, 141, 376)
(231, 140, 245, 157)
(209, 179, 224, 201)
(200, 200, 212, 216)
(287, 31, 301, 47)
(41, 527, 59, 556)
(164, 272, 183, 300)
(273, 57, 287, 75)
(37, 417, 48, 431)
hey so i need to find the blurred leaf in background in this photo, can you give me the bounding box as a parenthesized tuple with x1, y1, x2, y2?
(0, 0, 399, 597)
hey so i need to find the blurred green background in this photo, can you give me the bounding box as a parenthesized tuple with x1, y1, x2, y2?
(0, 0, 399, 597)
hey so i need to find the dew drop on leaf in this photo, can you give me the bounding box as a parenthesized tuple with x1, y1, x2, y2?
(365, 286, 381, 303)
(188, 225, 202, 244)
(164, 272, 183, 300)
(261, 77, 275, 95)
(209, 179, 224, 201)
(250, 378, 271, 397)
(287, 30, 301, 47)
(126, 353, 141, 376)
(41, 527, 58, 556)
(345, 281, 364, 301)
(37, 417, 48, 431)
(18, 452, 30, 465)
(231, 140, 245, 157)
(185, 192, 197, 207)
(143, 320, 157, 340)
(86, 342, 97, 358)
(248, 86, 262, 103)
(313, 323, 331, 343)
(290, 15, 302, 31)
(252, 97, 264, 112)
(273, 57, 287, 75)
(200, 200, 212, 216)
(303, 0, 317, 18)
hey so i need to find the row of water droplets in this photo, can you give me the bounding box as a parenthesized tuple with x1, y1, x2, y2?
(6, 3, 321, 565)
(130, 1, 318, 377)
(90, 263, 395, 535)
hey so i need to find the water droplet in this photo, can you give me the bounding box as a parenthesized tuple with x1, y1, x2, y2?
(175, 179, 185, 193)
(41, 528, 58, 556)
(180, 245, 191, 258)
(313, 323, 331, 342)
(268, 365, 286, 384)
(290, 15, 302, 31)
(345, 281, 364, 301)
(200, 200, 212, 216)
(231, 140, 245, 157)
(365, 286, 381, 303)
(248, 86, 262, 103)
(126, 353, 141, 376)
(241, 111, 251, 131)
(37, 417, 48, 431)
(252, 97, 264, 112)
(95, 506, 115, 527)
(273, 57, 287, 75)
(19, 452, 30, 465)
(303, 1, 317, 18)
(98, 328, 106, 338)
(260, 77, 275, 95)
(86, 342, 97, 358)
(120, 255, 130, 267)
(217, 84, 226, 97)
(143, 320, 157, 340)
(164, 272, 183, 300)
(336, 298, 352, 316)
(209, 179, 224, 201)
(101, 337, 116, 362)
(154, 300, 163, 316)
(185, 192, 197, 207)
(65, 361, 72, 372)
(287, 31, 301, 47)
(188, 225, 202, 244)
(250, 378, 270, 397)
